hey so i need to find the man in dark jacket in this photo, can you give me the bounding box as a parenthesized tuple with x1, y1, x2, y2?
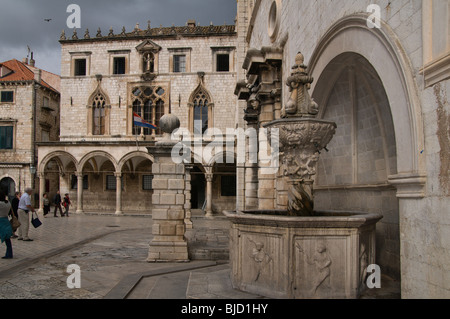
(53, 190, 64, 217)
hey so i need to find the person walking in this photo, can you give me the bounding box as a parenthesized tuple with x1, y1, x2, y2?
(53, 190, 64, 217)
(63, 193, 71, 217)
(43, 193, 50, 217)
(0, 190, 13, 259)
(17, 187, 35, 241)
(10, 191, 20, 238)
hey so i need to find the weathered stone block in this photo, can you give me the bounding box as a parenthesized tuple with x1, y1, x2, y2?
(160, 194, 176, 205)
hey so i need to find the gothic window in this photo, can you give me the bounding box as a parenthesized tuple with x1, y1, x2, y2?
(131, 85, 166, 136)
(92, 93, 106, 135)
(188, 78, 213, 135)
(87, 79, 110, 136)
(193, 92, 209, 135)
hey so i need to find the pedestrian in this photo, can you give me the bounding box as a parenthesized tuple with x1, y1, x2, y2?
(53, 190, 64, 217)
(17, 187, 35, 241)
(43, 192, 50, 217)
(0, 190, 13, 259)
(63, 193, 71, 217)
(10, 191, 20, 238)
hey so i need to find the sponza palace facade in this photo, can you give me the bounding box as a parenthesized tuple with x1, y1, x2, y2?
(37, 20, 239, 215)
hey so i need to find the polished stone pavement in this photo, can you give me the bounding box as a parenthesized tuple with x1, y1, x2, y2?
(0, 211, 400, 299)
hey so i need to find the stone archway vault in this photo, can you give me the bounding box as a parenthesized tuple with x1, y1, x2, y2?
(308, 14, 426, 197)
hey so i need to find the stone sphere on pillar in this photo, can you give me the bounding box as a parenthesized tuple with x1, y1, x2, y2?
(159, 113, 180, 134)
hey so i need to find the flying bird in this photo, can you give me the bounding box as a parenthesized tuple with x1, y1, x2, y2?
(44, 18, 52, 22)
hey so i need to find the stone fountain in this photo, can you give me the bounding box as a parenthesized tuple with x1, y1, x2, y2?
(225, 52, 382, 299)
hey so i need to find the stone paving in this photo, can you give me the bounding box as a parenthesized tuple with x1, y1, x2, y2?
(0, 211, 400, 299)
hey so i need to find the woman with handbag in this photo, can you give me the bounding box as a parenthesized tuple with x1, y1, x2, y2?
(0, 190, 13, 259)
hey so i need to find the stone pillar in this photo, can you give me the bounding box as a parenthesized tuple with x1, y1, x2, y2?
(244, 113, 259, 210)
(184, 164, 193, 229)
(114, 172, 123, 215)
(38, 172, 45, 214)
(76, 172, 84, 214)
(205, 172, 213, 217)
(147, 113, 189, 262)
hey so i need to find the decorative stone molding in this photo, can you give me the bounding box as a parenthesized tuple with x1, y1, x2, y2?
(420, 52, 450, 88)
(388, 173, 427, 198)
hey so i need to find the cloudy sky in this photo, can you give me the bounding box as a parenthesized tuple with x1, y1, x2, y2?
(0, 0, 237, 75)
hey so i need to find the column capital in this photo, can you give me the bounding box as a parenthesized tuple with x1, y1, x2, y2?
(114, 172, 122, 178)
(205, 173, 214, 182)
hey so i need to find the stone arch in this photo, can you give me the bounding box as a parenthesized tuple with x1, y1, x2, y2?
(117, 151, 154, 172)
(206, 150, 237, 168)
(0, 176, 17, 198)
(78, 151, 118, 173)
(308, 14, 425, 197)
(38, 151, 78, 175)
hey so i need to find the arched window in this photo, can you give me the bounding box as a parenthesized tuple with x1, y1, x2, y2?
(131, 86, 166, 136)
(92, 93, 106, 135)
(132, 99, 142, 135)
(193, 92, 208, 135)
(87, 77, 110, 136)
(188, 79, 213, 135)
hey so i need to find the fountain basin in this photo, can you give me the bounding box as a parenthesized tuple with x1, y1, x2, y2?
(223, 210, 382, 299)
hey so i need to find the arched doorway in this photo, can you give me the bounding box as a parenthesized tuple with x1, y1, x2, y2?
(0, 177, 16, 199)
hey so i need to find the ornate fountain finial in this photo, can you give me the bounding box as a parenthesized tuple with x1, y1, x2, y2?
(282, 52, 319, 118)
(84, 28, 90, 39)
(108, 27, 114, 37)
(60, 29, 66, 40)
(96, 27, 102, 37)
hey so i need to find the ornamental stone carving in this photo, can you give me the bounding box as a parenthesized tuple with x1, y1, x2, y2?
(265, 52, 337, 216)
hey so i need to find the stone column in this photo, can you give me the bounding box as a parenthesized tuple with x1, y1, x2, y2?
(205, 172, 213, 217)
(147, 113, 189, 262)
(76, 172, 84, 214)
(184, 164, 193, 229)
(38, 172, 45, 214)
(114, 172, 123, 215)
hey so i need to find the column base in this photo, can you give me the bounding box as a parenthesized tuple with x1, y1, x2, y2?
(147, 241, 189, 262)
(75, 210, 84, 214)
(205, 210, 213, 218)
(115, 211, 124, 215)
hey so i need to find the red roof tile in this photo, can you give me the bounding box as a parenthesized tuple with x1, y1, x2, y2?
(0, 59, 59, 93)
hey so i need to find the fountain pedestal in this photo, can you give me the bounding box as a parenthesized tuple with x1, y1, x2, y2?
(224, 210, 382, 299)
